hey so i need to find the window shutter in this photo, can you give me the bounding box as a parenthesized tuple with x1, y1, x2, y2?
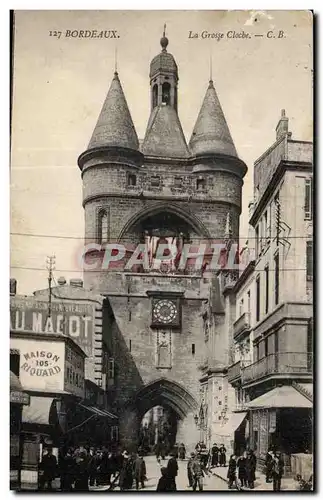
(306, 241, 313, 281)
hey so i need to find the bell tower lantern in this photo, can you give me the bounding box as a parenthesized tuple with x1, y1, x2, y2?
(149, 25, 178, 112)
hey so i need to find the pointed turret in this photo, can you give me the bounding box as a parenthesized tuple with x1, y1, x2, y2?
(88, 72, 139, 151)
(189, 80, 237, 158)
(142, 104, 190, 158)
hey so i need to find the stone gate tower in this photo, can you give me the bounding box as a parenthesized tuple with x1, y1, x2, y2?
(78, 32, 247, 450)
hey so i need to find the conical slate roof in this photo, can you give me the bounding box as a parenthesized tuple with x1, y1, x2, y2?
(88, 72, 139, 150)
(142, 104, 190, 158)
(189, 80, 237, 157)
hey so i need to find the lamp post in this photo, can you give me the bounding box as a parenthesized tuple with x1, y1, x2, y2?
(194, 405, 206, 444)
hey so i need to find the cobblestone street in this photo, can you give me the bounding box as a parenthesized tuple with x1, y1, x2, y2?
(90, 456, 228, 492)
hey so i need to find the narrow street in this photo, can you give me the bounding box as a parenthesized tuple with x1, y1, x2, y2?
(91, 455, 228, 492)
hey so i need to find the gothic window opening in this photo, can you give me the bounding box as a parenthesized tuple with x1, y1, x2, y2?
(192, 343, 195, 356)
(151, 175, 161, 187)
(98, 210, 109, 244)
(128, 173, 137, 186)
(152, 84, 158, 108)
(162, 82, 171, 105)
(197, 178, 206, 191)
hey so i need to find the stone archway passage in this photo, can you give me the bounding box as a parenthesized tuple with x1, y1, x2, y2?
(119, 378, 200, 453)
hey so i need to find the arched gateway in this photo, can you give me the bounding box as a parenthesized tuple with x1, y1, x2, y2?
(119, 378, 199, 452)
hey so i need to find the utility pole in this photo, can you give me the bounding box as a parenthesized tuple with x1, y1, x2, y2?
(46, 255, 56, 319)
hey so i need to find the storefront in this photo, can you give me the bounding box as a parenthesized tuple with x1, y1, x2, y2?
(247, 385, 313, 476)
(10, 331, 87, 489)
(10, 370, 30, 490)
(213, 412, 247, 457)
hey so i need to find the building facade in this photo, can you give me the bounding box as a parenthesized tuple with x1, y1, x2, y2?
(9, 278, 118, 489)
(78, 32, 247, 451)
(227, 111, 313, 474)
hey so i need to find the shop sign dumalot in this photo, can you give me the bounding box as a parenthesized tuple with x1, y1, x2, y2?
(10, 296, 94, 356)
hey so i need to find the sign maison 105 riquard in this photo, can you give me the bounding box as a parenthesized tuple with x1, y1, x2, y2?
(10, 297, 94, 356)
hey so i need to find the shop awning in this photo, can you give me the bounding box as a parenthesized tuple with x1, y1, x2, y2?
(79, 403, 118, 420)
(22, 396, 55, 425)
(246, 386, 313, 409)
(294, 383, 313, 402)
(214, 412, 247, 437)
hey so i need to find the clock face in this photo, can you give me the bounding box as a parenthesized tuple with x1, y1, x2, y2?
(153, 299, 178, 324)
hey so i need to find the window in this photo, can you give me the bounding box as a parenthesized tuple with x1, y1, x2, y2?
(304, 178, 313, 220)
(274, 192, 280, 245)
(151, 175, 160, 187)
(98, 210, 109, 244)
(265, 265, 269, 314)
(307, 318, 313, 371)
(274, 331, 279, 354)
(152, 84, 158, 108)
(239, 299, 244, 316)
(274, 253, 279, 305)
(108, 358, 115, 384)
(196, 178, 206, 191)
(306, 241, 313, 281)
(264, 211, 268, 243)
(128, 174, 137, 186)
(162, 82, 171, 104)
(111, 426, 119, 442)
(192, 344, 195, 356)
(247, 290, 251, 315)
(259, 218, 263, 251)
(129, 339, 132, 352)
(253, 431, 258, 451)
(10, 352, 20, 377)
(264, 337, 268, 357)
(174, 176, 182, 187)
(256, 276, 260, 321)
(255, 226, 259, 256)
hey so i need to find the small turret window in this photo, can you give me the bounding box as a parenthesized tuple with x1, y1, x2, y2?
(197, 178, 206, 191)
(152, 84, 158, 108)
(98, 210, 109, 244)
(128, 173, 137, 186)
(162, 82, 171, 105)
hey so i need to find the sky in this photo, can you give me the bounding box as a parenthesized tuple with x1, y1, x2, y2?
(10, 9, 313, 295)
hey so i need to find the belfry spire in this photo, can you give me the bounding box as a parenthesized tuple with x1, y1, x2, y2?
(189, 78, 238, 158)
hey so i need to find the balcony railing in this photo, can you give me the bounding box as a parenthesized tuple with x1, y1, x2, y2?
(228, 361, 241, 382)
(241, 352, 313, 385)
(233, 312, 251, 339)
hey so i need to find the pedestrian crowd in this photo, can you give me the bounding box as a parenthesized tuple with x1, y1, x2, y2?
(227, 449, 257, 490)
(39, 446, 147, 491)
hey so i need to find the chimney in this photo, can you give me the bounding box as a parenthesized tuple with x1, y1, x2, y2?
(276, 109, 289, 141)
(10, 279, 17, 296)
(57, 277, 66, 286)
(70, 278, 83, 288)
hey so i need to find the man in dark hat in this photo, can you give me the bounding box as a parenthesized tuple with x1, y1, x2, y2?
(39, 448, 58, 490)
(166, 451, 178, 491)
(272, 451, 284, 491)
